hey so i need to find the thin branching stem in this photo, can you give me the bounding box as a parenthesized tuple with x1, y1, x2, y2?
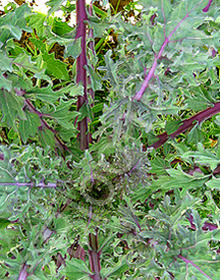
(150, 101, 220, 149)
(133, 12, 189, 101)
(178, 254, 213, 280)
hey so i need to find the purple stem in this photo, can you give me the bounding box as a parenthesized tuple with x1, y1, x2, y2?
(14, 88, 71, 153)
(88, 230, 102, 280)
(203, 0, 213, 12)
(23, 98, 57, 133)
(76, 0, 90, 150)
(76, 0, 88, 88)
(88, 3, 95, 105)
(133, 13, 189, 101)
(127, 161, 139, 176)
(17, 263, 29, 280)
(150, 101, 220, 149)
(132, 214, 142, 231)
(178, 254, 213, 280)
(0, 182, 57, 188)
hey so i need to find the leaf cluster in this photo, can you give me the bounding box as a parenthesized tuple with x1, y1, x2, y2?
(0, 0, 220, 279)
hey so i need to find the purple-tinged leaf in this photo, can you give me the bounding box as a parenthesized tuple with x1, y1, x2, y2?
(202, 222, 218, 231)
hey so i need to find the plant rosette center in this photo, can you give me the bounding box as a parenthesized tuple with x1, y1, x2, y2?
(80, 175, 115, 205)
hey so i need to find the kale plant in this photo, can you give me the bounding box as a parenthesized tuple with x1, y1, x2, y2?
(0, 0, 220, 279)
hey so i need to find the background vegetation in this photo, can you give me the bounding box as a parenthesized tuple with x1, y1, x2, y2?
(0, 0, 220, 279)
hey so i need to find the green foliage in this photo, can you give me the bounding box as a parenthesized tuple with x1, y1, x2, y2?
(0, 0, 220, 279)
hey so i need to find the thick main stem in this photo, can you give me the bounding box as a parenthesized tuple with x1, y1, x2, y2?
(76, 0, 89, 150)
(88, 231, 102, 280)
(18, 263, 29, 280)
